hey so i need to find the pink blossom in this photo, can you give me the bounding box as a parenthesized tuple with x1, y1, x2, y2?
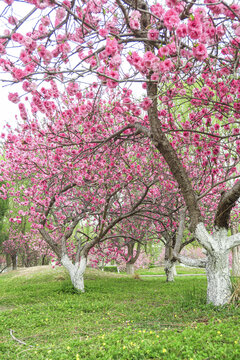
(4, 0, 14, 4)
(163, 59, 174, 71)
(147, 29, 159, 41)
(158, 46, 169, 58)
(8, 16, 18, 25)
(192, 43, 208, 61)
(143, 51, 155, 68)
(11, 33, 25, 44)
(18, 102, 28, 120)
(105, 38, 118, 56)
(141, 97, 152, 110)
(194, 7, 207, 21)
(41, 16, 51, 26)
(8, 92, 20, 103)
(216, 25, 226, 37)
(151, 73, 159, 81)
(131, 10, 141, 20)
(12, 68, 26, 80)
(56, 7, 66, 21)
(150, 4, 165, 19)
(99, 28, 109, 37)
(38, 44, 47, 58)
(176, 24, 187, 38)
(188, 17, 202, 40)
(130, 19, 140, 30)
(63, 0, 71, 8)
(110, 54, 122, 68)
(0, 44, 6, 54)
(233, 24, 240, 37)
(164, 9, 180, 30)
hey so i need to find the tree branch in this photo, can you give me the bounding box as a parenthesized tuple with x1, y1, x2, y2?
(227, 233, 240, 251)
(174, 253, 206, 268)
(214, 180, 240, 229)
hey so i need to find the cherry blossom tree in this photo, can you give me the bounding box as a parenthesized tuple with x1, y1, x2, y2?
(1, 0, 240, 304)
(0, 191, 8, 270)
(0, 94, 165, 290)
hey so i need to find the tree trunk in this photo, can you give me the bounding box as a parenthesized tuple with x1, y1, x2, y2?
(6, 254, 11, 268)
(164, 260, 176, 282)
(232, 246, 240, 276)
(205, 250, 232, 306)
(11, 254, 17, 270)
(61, 255, 87, 292)
(126, 263, 135, 275)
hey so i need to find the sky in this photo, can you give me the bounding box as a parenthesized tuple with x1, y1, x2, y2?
(0, 85, 19, 132)
(0, 1, 26, 132)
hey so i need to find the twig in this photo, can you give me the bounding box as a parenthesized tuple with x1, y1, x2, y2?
(0, 265, 7, 274)
(10, 329, 33, 347)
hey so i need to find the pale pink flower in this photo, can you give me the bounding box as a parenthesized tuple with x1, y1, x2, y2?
(150, 3, 164, 18)
(41, 16, 51, 26)
(151, 73, 159, 81)
(8, 92, 20, 103)
(141, 97, 152, 110)
(12, 68, 26, 80)
(147, 29, 159, 41)
(164, 9, 180, 30)
(63, 0, 71, 8)
(11, 33, 24, 44)
(110, 54, 122, 68)
(176, 24, 187, 38)
(105, 38, 118, 56)
(130, 19, 140, 30)
(99, 28, 109, 37)
(4, 0, 14, 5)
(163, 59, 174, 71)
(188, 17, 202, 40)
(233, 24, 240, 37)
(158, 46, 169, 57)
(56, 8, 66, 21)
(8, 16, 18, 25)
(192, 43, 208, 61)
(131, 10, 141, 19)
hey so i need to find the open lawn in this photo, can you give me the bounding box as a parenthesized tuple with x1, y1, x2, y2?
(136, 266, 206, 276)
(0, 266, 240, 360)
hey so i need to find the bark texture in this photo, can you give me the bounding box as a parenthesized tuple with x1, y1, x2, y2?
(164, 260, 176, 282)
(196, 227, 232, 306)
(126, 263, 135, 275)
(205, 251, 231, 306)
(11, 254, 17, 270)
(232, 247, 240, 277)
(61, 254, 87, 292)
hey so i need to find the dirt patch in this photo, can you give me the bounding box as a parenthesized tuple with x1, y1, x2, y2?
(10, 265, 54, 278)
(0, 305, 15, 312)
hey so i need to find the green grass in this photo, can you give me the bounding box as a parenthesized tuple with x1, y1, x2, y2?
(136, 266, 206, 275)
(0, 266, 240, 360)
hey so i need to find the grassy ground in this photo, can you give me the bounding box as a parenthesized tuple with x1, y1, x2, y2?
(136, 266, 206, 275)
(0, 266, 240, 360)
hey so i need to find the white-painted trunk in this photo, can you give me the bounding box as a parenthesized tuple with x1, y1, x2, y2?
(195, 225, 233, 306)
(126, 263, 135, 275)
(164, 260, 176, 282)
(232, 246, 240, 276)
(61, 255, 87, 292)
(205, 250, 232, 306)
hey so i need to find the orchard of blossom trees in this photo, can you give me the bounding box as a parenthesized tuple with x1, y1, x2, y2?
(0, 0, 240, 305)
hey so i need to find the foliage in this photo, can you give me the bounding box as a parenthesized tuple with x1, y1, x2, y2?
(0, 266, 240, 359)
(103, 265, 118, 273)
(229, 278, 240, 305)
